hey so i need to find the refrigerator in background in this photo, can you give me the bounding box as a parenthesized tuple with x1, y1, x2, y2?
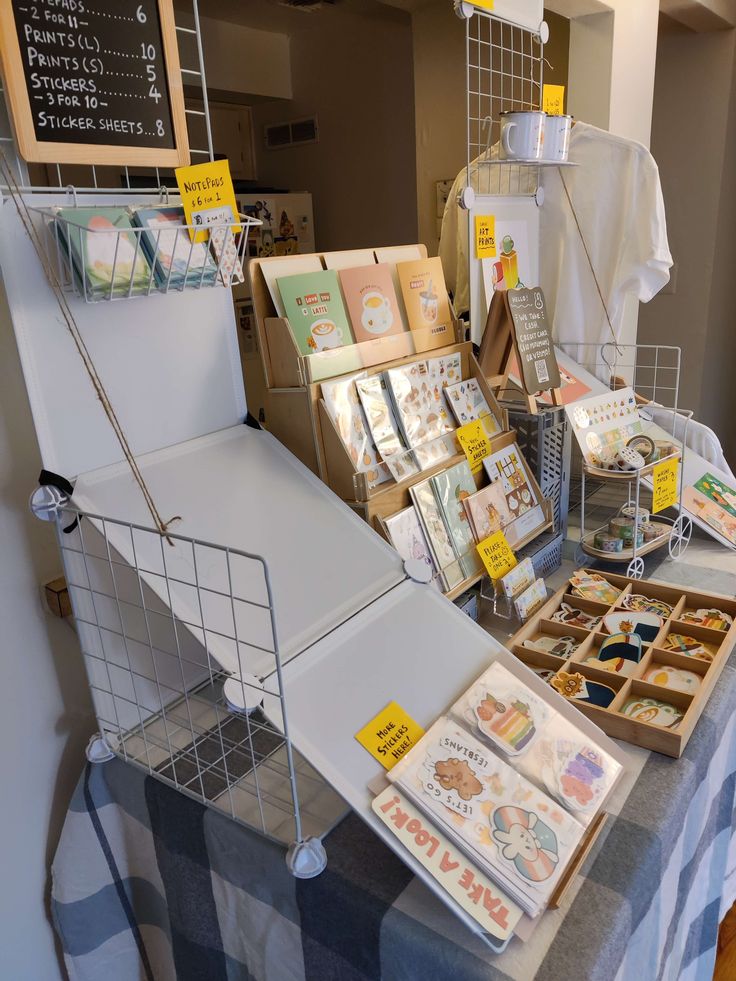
(233, 193, 315, 423)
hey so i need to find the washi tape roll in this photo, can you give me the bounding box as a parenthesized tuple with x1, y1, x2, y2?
(627, 434, 655, 461)
(609, 516, 634, 538)
(594, 532, 624, 552)
(655, 440, 676, 459)
(621, 504, 650, 523)
(640, 521, 661, 542)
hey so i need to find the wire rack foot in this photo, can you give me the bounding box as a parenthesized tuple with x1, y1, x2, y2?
(286, 837, 328, 878)
(86, 733, 115, 763)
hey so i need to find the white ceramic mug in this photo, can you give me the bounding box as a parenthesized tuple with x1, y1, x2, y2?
(499, 110, 545, 160)
(543, 114, 572, 161)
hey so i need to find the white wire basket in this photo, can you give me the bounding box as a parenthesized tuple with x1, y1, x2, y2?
(28, 201, 261, 303)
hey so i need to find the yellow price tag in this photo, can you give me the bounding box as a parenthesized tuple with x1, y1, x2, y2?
(355, 701, 425, 770)
(456, 419, 492, 474)
(475, 214, 496, 259)
(468, 0, 494, 8)
(175, 158, 240, 243)
(652, 457, 679, 514)
(542, 84, 566, 116)
(477, 530, 517, 581)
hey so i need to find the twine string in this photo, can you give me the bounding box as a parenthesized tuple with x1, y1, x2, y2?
(0, 149, 180, 542)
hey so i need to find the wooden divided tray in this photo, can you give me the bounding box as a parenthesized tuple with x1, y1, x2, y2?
(508, 569, 736, 757)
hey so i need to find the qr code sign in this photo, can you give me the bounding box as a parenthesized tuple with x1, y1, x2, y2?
(535, 359, 549, 384)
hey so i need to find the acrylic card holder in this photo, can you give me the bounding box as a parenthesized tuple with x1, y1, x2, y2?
(508, 569, 736, 757)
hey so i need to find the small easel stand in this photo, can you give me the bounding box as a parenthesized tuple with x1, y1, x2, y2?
(479, 288, 563, 414)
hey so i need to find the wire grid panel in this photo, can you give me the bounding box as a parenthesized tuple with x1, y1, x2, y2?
(56, 508, 347, 846)
(466, 9, 544, 197)
(0, 0, 213, 193)
(558, 342, 682, 412)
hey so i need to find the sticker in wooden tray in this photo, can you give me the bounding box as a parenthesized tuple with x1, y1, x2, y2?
(642, 665, 701, 694)
(621, 697, 682, 729)
(584, 633, 642, 678)
(523, 635, 579, 658)
(680, 609, 733, 631)
(550, 603, 602, 630)
(569, 573, 621, 606)
(621, 594, 674, 618)
(662, 634, 715, 662)
(551, 671, 617, 708)
(604, 610, 662, 644)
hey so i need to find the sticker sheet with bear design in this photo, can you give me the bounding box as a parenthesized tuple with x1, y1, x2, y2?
(450, 662, 623, 826)
(388, 718, 586, 915)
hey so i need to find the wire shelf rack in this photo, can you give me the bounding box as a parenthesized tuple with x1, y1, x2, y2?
(29, 202, 260, 301)
(55, 505, 345, 867)
(463, 5, 546, 199)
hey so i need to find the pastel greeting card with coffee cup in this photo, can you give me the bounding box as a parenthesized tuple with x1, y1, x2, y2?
(276, 269, 356, 356)
(338, 263, 413, 361)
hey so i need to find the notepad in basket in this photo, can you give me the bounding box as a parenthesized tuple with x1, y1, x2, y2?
(56, 207, 152, 297)
(132, 206, 217, 288)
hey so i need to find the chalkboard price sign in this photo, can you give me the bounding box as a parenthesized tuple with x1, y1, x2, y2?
(0, 0, 189, 167)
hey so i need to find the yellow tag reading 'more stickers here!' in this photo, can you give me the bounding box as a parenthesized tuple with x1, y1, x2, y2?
(355, 701, 425, 770)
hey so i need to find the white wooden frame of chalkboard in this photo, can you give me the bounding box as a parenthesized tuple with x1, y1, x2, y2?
(0, 0, 190, 168)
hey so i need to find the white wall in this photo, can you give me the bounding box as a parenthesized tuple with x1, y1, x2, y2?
(0, 288, 95, 980)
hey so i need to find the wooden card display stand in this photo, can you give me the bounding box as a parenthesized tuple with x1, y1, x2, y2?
(247, 246, 554, 599)
(478, 289, 562, 414)
(508, 569, 736, 757)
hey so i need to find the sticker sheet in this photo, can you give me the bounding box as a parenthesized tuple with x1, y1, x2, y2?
(564, 387, 643, 468)
(410, 479, 461, 586)
(450, 663, 623, 826)
(386, 360, 456, 469)
(321, 373, 391, 489)
(388, 716, 586, 916)
(683, 474, 736, 546)
(356, 374, 419, 481)
(444, 379, 500, 435)
(483, 444, 539, 518)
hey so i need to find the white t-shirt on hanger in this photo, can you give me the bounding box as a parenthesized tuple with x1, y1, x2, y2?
(539, 121, 672, 355)
(439, 122, 672, 354)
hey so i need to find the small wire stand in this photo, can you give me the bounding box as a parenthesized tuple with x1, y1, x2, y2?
(33, 499, 346, 877)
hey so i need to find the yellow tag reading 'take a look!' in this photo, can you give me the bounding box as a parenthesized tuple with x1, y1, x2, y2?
(652, 457, 679, 514)
(456, 419, 492, 474)
(542, 84, 566, 116)
(475, 214, 496, 259)
(477, 530, 517, 581)
(355, 701, 425, 770)
(175, 158, 240, 243)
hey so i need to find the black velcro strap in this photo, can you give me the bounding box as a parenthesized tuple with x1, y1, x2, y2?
(38, 469, 77, 534)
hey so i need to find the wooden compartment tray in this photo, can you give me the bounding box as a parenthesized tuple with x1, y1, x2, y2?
(508, 569, 736, 757)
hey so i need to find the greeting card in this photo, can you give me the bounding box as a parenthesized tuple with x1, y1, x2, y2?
(463, 481, 513, 542)
(277, 270, 356, 357)
(338, 263, 409, 350)
(396, 257, 455, 352)
(385, 506, 438, 585)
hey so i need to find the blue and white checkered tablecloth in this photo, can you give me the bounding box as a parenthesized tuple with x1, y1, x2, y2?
(52, 647, 736, 981)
